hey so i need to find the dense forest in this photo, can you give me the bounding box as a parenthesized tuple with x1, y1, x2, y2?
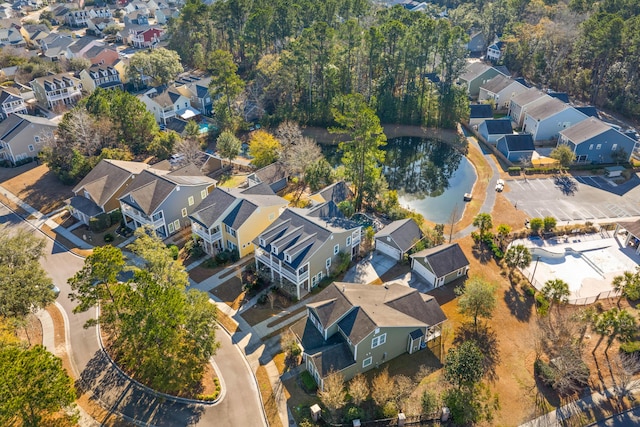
(167, 0, 470, 128)
(167, 0, 640, 126)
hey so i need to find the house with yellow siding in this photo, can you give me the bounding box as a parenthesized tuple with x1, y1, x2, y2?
(190, 182, 288, 258)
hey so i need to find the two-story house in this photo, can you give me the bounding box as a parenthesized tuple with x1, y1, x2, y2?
(127, 26, 163, 48)
(84, 45, 119, 66)
(79, 65, 123, 93)
(254, 202, 362, 300)
(0, 87, 27, 119)
(190, 182, 288, 257)
(291, 282, 447, 389)
(246, 163, 289, 193)
(486, 40, 504, 62)
(119, 163, 217, 238)
(39, 33, 74, 61)
(66, 10, 90, 27)
(521, 98, 588, 142)
(0, 113, 56, 164)
(458, 62, 509, 99)
(139, 86, 192, 125)
(478, 75, 529, 110)
(67, 36, 103, 59)
(558, 117, 638, 164)
(308, 180, 353, 205)
(68, 159, 151, 225)
(175, 75, 213, 115)
(507, 88, 549, 128)
(30, 73, 82, 109)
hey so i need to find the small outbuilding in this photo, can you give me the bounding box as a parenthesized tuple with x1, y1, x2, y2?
(374, 218, 423, 261)
(605, 166, 625, 178)
(496, 134, 536, 163)
(478, 119, 513, 144)
(410, 243, 470, 288)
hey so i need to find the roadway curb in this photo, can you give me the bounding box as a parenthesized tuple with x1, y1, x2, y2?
(95, 306, 224, 407)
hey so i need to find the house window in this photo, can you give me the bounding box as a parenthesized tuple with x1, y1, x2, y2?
(596, 144, 602, 150)
(173, 219, 180, 231)
(334, 244, 339, 255)
(285, 253, 291, 262)
(152, 211, 163, 221)
(259, 238, 265, 247)
(188, 196, 194, 206)
(227, 240, 237, 250)
(272, 246, 278, 255)
(225, 224, 236, 237)
(28, 144, 35, 152)
(326, 258, 331, 269)
(168, 222, 175, 233)
(457, 268, 465, 276)
(362, 357, 372, 368)
(346, 236, 351, 246)
(611, 144, 617, 151)
(181, 208, 187, 217)
(201, 189, 207, 199)
(371, 333, 387, 349)
(589, 144, 594, 150)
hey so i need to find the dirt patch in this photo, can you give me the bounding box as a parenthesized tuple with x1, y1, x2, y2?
(210, 276, 245, 310)
(1, 164, 73, 214)
(216, 311, 239, 334)
(16, 312, 43, 348)
(240, 292, 300, 327)
(51, 210, 78, 227)
(70, 223, 126, 248)
(256, 365, 284, 427)
(188, 263, 225, 283)
(266, 306, 307, 329)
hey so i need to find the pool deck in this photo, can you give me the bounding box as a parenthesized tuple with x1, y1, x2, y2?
(513, 233, 640, 304)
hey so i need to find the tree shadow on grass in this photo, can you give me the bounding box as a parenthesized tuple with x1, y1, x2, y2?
(77, 350, 205, 426)
(453, 322, 500, 382)
(471, 243, 493, 264)
(503, 285, 534, 322)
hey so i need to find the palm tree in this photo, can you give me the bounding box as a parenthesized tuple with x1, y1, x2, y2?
(593, 308, 637, 353)
(612, 268, 640, 305)
(504, 244, 532, 272)
(472, 213, 493, 237)
(496, 224, 511, 251)
(541, 279, 570, 316)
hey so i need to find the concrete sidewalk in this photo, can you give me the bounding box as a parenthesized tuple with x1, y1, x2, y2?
(0, 184, 92, 250)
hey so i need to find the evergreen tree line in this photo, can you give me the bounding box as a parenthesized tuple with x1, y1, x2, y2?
(167, 0, 471, 128)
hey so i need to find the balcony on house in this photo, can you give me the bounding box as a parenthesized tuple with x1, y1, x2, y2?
(192, 223, 222, 244)
(121, 204, 163, 227)
(255, 247, 309, 284)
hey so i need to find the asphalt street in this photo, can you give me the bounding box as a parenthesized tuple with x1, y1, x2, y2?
(0, 203, 266, 427)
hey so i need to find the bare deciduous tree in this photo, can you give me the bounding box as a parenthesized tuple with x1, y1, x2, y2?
(266, 290, 276, 310)
(175, 137, 204, 167)
(393, 375, 416, 412)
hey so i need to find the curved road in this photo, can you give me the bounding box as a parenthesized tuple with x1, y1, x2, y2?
(0, 203, 266, 427)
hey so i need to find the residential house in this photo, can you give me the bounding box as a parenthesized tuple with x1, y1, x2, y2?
(125, 26, 163, 48)
(246, 163, 289, 193)
(66, 9, 90, 27)
(558, 117, 638, 164)
(0, 87, 27, 119)
(496, 134, 535, 163)
(254, 202, 362, 299)
(39, 33, 74, 61)
(478, 119, 513, 144)
(522, 98, 588, 142)
(0, 113, 56, 164)
(67, 36, 103, 59)
(123, 10, 149, 25)
(374, 218, 423, 261)
(50, 5, 70, 25)
(87, 16, 118, 36)
(155, 7, 179, 24)
(124, 0, 149, 15)
(79, 65, 123, 93)
(507, 88, 548, 127)
(486, 40, 504, 62)
(69, 159, 150, 225)
(119, 163, 217, 238)
(190, 182, 288, 257)
(410, 243, 470, 288)
(466, 31, 486, 56)
(478, 75, 529, 110)
(175, 75, 213, 115)
(0, 25, 25, 48)
(22, 23, 50, 45)
(468, 104, 494, 126)
(291, 282, 447, 389)
(139, 85, 192, 125)
(0, 3, 13, 19)
(459, 62, 508, 98)
(84, 45, 119, 66)
(30, 73, 82, 109)
(308, 180, 354, 205)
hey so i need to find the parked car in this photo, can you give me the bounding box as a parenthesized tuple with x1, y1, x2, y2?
(495, 179, 505, 192)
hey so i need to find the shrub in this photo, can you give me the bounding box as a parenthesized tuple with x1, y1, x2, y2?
(215, 250, 230, 264)
(89, 212, 112, 232)
(185, 238, 206, 259)
(230, 249, 240, 262)
(534, 359, 556, 386)
(345, 405, 364, 422)
(508, 166, 521, 175)
(167, 244, 179, 260)
(257, 294, 268, 305)
(103, 233, 114, 243)
(543, 216, 557, 232)
(109, 209, 122, 225)
(300, 371, 317, 393)
(522, 283, 536, 297)
(529, 217, 543, 233)
(380, 401, 398, 418)
(202, 258, 218, 269)
(620, 341, 640, 354)
(535, 293, 549, 315)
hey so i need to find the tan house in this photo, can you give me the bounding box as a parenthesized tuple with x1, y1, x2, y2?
(189, 182, 288, 258)
(68, 159, 151, 225)
(79, 65, 123, 93)
(254, 202, 362, 299)
(291, 282, 447, 389)
(0, 114, 56, 165)
(30, 73, 82, 109)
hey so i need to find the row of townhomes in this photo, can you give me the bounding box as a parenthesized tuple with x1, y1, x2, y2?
(461, 61, 639, 165)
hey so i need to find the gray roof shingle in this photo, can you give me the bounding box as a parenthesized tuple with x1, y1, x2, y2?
(374, 218, 423, 253)
(411, 243, 470, 278)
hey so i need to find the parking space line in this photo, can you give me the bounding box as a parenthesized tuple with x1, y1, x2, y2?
(512, 180, 526, 190)
(556, 208, 572, 221)
(574, 177, 586, 185)
(590, 206, 610, 218)
(587, 176, 602, 188)
(580, 209, 595, 219)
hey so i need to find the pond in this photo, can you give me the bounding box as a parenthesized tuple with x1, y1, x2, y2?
(323, 136, 476, 224)
(384, 137, 476, 224)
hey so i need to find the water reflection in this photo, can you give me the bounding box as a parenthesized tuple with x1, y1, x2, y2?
(383, 137, 476, 224)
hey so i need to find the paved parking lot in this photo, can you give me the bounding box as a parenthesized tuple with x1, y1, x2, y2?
(503, 174, 640, 222)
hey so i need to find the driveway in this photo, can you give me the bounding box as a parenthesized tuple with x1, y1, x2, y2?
(0, 203, 266, 427)
(503, 175, 640, 222)
(343, 252, 397, 284)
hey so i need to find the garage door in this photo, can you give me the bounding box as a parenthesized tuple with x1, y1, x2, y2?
(376, 240, 401, 261)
